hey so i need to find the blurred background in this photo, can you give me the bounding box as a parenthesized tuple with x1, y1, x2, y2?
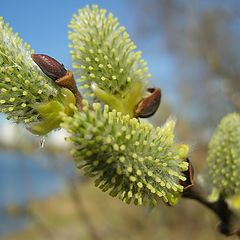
(0, 0, 239, 239)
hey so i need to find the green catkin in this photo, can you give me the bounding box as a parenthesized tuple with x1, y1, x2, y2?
(61, 101, 189, 207)
(69, 5, 150, 116)
(207, 113, 240, 198)
(0, 17, 75, 135)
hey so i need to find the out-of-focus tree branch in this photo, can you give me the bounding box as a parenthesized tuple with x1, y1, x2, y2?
(132, 0, 240, 132)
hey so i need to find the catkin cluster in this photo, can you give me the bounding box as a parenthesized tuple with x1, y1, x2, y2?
(0, 5, 190, 207)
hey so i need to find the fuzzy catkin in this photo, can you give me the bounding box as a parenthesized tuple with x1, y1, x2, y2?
(61, 101, 189, 207)
(0, 17, 61, 125)
(69, 5, 150, 98)
(207, 113, 240, 197)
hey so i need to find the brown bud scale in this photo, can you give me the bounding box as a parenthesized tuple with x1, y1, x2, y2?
(31, 54, 67, 80)
(134, 88, 161, 118)
(181, 158, 194, 190)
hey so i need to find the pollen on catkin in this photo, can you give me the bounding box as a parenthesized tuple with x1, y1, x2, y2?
(69, 5, 150, 112)
(61, 100, 189, 207)
(0, 17, 70, 134)
(207, 113, 240, 198)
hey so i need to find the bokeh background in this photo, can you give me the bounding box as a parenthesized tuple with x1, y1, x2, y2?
(0, 0, 240, 239)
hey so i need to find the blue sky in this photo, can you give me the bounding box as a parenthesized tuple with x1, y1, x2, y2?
(0, 0, 177, 99)
(0, 0, 135, 67)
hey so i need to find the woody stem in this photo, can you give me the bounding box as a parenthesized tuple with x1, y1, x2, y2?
(56, 70, 83, 111)
(182, 183, 240, 236)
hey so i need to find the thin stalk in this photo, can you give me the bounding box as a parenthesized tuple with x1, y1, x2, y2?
(68, 177, 102, 240)
(182, 183, 240, 236)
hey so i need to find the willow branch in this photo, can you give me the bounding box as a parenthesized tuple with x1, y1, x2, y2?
(67, 177, 102, 240)
(182, 182, 240, 236)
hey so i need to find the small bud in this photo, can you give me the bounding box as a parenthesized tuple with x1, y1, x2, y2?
(31, 54, 67, 80)
(134, 88, 161, 118)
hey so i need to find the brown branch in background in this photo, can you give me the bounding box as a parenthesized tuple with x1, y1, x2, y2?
(68, 177, 102, 240)
(28, 207, 54, 240)
(182, 159, 240, 237)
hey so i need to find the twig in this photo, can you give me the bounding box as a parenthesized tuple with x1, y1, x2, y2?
(28, 206, 54, 240)
(55, 71, 83, 111)
(67, 177, 102, 240)
(31, 54, 83, 111)
(182, 183, 240, 236)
